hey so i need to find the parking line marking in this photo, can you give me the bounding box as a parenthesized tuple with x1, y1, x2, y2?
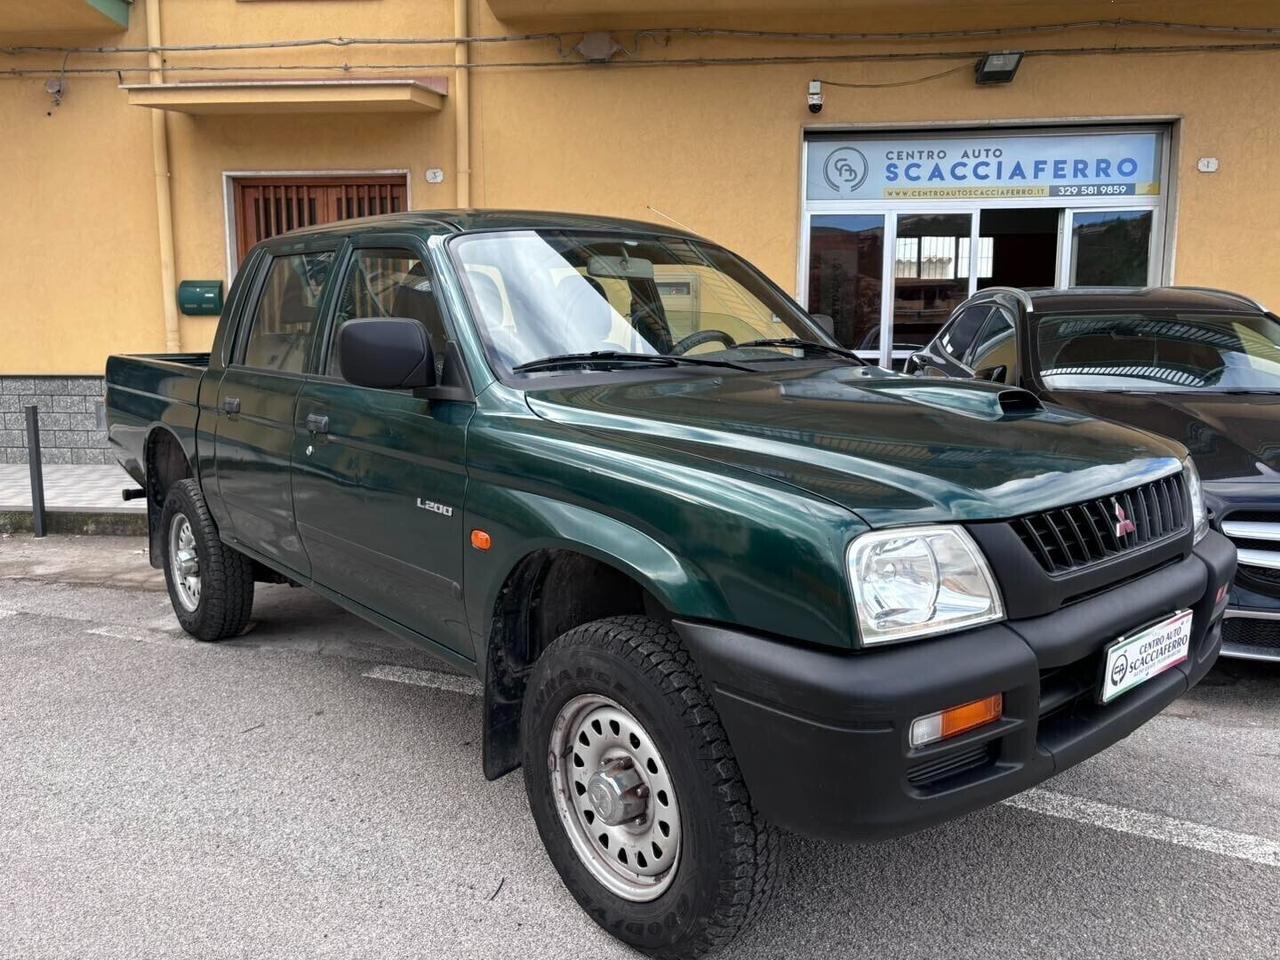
(362, 664, 482, 696)
(86, 625, 182, 646)
(1004, 788, 1280, 868)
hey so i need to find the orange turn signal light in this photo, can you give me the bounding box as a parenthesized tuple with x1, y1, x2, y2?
(470, 529, 492, 551)
(910, 693, 1003, 748)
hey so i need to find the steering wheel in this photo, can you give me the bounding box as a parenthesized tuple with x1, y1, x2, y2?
(669, 330, 736, 355)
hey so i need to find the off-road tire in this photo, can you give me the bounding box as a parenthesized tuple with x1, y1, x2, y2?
(159, 478, 255, 641)
(522, 615, 778, 959)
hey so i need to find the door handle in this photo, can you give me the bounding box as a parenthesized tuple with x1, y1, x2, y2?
(305, 413, 330, 435)
(222, 396, 241, 415)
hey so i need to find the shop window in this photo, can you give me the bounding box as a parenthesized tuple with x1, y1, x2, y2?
(807, 214, 884, 350)
(1070, 210, 1153, 286)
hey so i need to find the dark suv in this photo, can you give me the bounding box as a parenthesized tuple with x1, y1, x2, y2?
(908, 285, 1280, 661)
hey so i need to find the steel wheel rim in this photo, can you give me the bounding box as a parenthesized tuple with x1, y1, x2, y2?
(549, 693, 681, 902)
(168, 513, 201, 612)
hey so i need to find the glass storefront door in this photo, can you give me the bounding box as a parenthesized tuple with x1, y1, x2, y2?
(891, 212, 973, 359)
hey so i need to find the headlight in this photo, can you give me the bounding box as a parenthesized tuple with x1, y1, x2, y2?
(1184, 457, 1209, 543)
(848, 525, 1004, 646)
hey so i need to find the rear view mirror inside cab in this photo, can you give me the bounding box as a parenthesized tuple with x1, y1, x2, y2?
(588, 254, 655, 280)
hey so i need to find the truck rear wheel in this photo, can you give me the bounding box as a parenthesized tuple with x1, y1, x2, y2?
(159, 479, 255, 641)
(521, 616, 777, 959)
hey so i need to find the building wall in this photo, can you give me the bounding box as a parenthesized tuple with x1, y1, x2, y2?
(2, 1, 1280, 460)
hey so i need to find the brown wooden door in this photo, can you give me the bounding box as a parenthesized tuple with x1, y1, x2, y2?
(233, 176, 408, 263)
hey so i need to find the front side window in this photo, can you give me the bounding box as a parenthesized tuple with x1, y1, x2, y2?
(329, 248, 448, 379)
(938, 305, 992, 362)
(241, 251, 334, 373)
(1034, 311, 1280, 392)
(450, 230, 821, 375)
(967, 308, 1018, 382)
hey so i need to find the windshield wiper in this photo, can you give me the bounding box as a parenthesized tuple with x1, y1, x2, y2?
(734, 338, 866, 363)
(512, 350, 753, 373)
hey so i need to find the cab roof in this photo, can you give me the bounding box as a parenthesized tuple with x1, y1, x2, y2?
(267, 209, 703, 245)
(1023, 286, 1267, 315)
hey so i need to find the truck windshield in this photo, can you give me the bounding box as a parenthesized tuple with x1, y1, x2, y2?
(450, 229, 825, 376)
(1034, 311, 1280, 392)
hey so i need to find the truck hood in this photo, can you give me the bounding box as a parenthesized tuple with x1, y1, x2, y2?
(1046, 389, 1280, 484)
(524, 365, 1186, 527)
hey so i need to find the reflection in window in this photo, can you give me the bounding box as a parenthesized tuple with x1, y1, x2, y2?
(242, 251, 334, 373)
(892, 213, 972, 350)
(956, 237, 994, 279)
(1035, 311, 1280, 392)
(807, 215, 884, 350)
(895, 235, 967, 280)
(1071, 210, 1152, 286)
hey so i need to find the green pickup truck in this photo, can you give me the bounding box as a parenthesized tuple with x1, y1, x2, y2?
(106, 211, 1235, 959)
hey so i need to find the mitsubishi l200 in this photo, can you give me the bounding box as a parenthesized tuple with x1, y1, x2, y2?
(106, 212, 1236, 959)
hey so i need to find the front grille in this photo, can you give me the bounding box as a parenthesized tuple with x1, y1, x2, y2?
(906, 741, 997, 788)
(1014, 472, 1188, 575)
(1222, 617, 1280, 651)
(1221, 514, 1280, 596)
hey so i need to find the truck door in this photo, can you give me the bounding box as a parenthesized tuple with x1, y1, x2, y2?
(292, 241, 475, 658)
(213, 246, 338, 579)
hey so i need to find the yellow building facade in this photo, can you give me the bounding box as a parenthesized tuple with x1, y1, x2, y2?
(3, 0, 1280, 460)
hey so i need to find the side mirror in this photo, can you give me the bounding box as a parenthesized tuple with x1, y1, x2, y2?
(339, 318, 435, 390)
(904, 352, 925, 374)
(811, 313, 835, 337)
(975, 364, 1007, 383)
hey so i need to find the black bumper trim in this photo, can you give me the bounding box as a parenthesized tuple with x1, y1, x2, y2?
(677, 530, 1235, 844)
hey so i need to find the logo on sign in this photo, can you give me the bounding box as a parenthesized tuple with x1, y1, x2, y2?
(1110, 652, 1129, 687)
(1112, 499, 1137, 538)
(822, 147, 869, 194)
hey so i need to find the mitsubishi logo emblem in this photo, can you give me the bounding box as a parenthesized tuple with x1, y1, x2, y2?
(1113, 499, 1137, 538)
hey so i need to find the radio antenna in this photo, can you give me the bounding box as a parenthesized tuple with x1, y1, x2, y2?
(645, 204, 697, 234)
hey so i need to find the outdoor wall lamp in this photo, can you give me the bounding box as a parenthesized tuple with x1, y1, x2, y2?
(975, 51, 1024, 85)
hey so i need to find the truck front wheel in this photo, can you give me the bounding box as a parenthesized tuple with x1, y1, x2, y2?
(159, 479, 255, 641)
(521, 616, 777, 959)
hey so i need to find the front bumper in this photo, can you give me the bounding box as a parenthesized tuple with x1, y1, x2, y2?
(677, 529, 1235, 844)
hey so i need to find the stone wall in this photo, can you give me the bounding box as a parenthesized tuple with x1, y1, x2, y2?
(0, 377, 110, 464)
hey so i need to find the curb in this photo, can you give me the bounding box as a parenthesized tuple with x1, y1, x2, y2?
(0, 511, 148, 536)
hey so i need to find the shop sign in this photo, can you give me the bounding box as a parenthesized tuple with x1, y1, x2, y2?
(807, 131, 1161, 202)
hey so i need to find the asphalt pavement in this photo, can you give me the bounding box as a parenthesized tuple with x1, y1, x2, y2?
(2, 535, 1278, 960)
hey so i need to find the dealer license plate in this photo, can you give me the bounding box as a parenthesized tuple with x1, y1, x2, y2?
(1100, 610, 1193, 704)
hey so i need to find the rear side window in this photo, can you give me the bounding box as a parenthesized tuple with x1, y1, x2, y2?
(240, 251, 335, 373)
(329, 248, 448, 379)
(938, 305, 992, 362)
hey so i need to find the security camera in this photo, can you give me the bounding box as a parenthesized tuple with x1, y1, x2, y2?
(807, 80, 823, 114)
